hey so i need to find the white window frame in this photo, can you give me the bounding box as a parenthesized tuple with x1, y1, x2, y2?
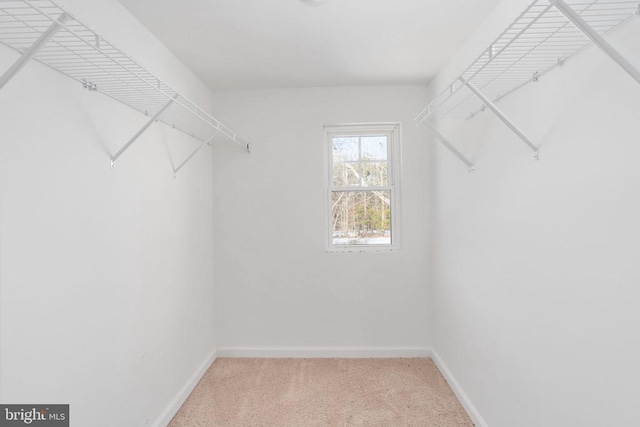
(324, 123, 401, 252)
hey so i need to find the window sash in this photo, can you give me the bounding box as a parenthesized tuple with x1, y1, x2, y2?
(329, 131, 393, 188)
(330, 190, 393, 247)
(325, 124, 399, 251)
(329, 186, 391, 192)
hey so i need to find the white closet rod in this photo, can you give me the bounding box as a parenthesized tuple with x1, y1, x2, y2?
(0, 0, 250, 174)
(415, 0, 639, 170)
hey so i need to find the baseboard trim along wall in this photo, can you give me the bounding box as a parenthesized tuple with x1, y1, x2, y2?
(153, 350, 217, 427)
(216, 346, 433, 358)
(430, 349, 488, 427)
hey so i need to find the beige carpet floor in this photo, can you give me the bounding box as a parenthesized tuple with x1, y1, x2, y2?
(169, 358, 473, 426)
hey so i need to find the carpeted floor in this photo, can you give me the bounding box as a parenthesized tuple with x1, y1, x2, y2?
(169, 358, 473, 426)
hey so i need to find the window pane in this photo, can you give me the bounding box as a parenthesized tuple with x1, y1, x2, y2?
(333, 162, 361, 187)
(361, 136, 387, 161)
(332, 137, 359, 162)
(331, 191, 391, 245)
(361, 162, 388, 186)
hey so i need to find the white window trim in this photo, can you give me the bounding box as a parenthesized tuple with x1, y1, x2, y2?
(323, 123, 402, 253)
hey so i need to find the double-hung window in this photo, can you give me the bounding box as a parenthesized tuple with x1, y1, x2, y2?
(325, 123, 400, 251)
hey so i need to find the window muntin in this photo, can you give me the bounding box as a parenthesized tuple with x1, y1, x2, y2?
(326, 125, 398, 250)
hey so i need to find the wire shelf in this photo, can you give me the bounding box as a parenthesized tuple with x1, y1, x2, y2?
(416, 0, 639, 124)
(0, 0, 249, 151)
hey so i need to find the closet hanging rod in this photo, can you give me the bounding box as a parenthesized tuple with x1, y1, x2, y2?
(416, 0, 639, 125)
(0, 0, 250, 171)
(415, 0, 640, 170)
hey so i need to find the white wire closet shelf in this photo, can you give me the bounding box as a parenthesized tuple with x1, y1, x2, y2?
(0, 0, 250, 171)
(415, 0, 640, 171)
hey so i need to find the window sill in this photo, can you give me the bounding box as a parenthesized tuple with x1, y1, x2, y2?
(326, 245, 399, 253)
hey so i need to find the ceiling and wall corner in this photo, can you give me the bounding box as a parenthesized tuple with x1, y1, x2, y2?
(116, 0, 503, 89)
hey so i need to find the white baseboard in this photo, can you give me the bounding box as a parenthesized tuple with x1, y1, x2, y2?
(430, 349, 488, 427)
(216, 346, 433, 358)
(152, 349, 217, 427)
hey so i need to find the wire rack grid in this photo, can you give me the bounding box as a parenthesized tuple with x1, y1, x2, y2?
(415, 0, 640, 124)
(0, 0, 248, 149)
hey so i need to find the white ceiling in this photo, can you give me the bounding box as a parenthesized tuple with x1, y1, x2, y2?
(117, 0, 502, 90)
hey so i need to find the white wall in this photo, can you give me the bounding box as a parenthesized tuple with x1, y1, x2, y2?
(210, 86, 432, 354)
(0, 1, 217, 425)
(430, 1, 640, 425)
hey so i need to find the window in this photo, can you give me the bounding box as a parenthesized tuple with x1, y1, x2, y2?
(325, 123, 400, 251)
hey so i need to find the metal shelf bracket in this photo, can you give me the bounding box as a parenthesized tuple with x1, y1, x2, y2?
(172, 132, 251, 177)
(461, 78, 539, 160)
(421, 120, 475, 172)
(110, 97, 176, 168)
(0, 13, 68, 90)
(173, 131, 218, 177)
